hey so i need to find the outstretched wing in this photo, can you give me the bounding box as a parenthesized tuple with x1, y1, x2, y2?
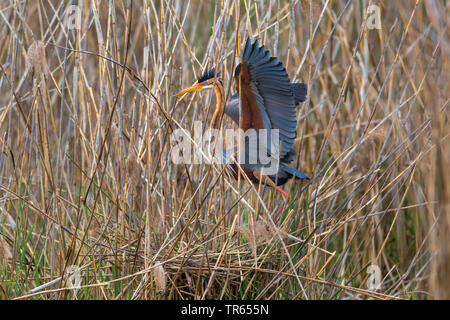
(235, 37, 297, 160)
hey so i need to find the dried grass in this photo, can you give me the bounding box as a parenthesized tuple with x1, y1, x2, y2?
(0, 0, 448, 300)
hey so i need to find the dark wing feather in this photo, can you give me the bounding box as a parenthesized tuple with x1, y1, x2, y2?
(239, 37, 297, 160)
(291, 83, 307, 104)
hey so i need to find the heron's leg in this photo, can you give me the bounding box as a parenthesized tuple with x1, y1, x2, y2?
(252, 170, 289, 221)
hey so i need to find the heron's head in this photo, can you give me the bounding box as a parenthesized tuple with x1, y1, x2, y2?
(173, 68, 221, 97)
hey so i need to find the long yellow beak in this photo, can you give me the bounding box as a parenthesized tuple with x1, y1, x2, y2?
(173, 83, 204, 97)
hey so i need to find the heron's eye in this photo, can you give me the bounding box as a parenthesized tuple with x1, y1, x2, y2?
(234, 64, 242, 78)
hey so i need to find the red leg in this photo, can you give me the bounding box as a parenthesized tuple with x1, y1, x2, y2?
(275, 186, 287, 199)
(252, 170, 290, 221)
(274, 187, 290, 221)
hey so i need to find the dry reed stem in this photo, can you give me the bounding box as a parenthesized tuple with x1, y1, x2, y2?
(0, 0, 447, 300)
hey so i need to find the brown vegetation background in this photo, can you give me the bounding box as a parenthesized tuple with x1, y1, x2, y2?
(0, 0, 448, 299)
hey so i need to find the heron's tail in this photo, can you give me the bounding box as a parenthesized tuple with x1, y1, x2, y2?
(291, 83, 307, 105)
(281, 163, 310, 180)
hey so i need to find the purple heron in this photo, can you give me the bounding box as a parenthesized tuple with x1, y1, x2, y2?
(174, 37, 309, 220)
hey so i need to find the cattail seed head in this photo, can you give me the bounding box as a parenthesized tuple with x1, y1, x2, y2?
(0, 235, 12, 261)
(154, 261, 167, 292)
(125, 149, 141, 183)
(254, 220, 272, 242)
(27, 40, 47, 74)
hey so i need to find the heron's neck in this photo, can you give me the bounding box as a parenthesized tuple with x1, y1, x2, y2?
(211, 80, 225, 130)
